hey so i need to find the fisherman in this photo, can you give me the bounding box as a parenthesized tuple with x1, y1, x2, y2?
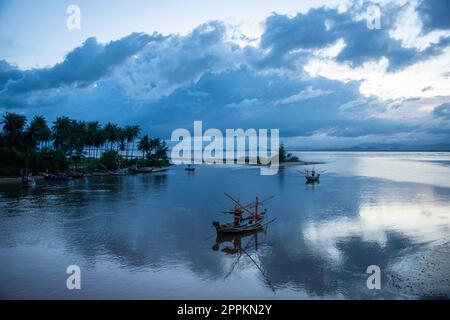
(233, 205, 243, 226)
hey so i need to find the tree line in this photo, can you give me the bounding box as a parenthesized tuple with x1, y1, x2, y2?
(0, 112, 168, 175)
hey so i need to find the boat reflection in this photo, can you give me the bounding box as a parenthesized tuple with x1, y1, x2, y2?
(212, 230, 261, 254)
(212, 229, 276, 293)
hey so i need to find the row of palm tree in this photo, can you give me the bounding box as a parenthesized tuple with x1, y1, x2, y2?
(0, 112, 167, 162)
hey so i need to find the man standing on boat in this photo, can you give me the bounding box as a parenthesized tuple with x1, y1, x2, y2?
(233, 205, 244, 226)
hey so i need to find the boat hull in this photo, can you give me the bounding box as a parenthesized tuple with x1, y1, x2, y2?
(213, 218, 265, 234)
(305, 176, 319, 182)
(129, 167, 153, 173)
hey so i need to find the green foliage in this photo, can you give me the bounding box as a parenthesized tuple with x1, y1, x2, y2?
(30, 149, 69, 173)
(0, 111, 169, 176)
(279, 144, 300, 163)
(100, 150, 120, 170)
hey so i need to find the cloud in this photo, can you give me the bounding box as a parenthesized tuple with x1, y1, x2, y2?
(433, 103, 450, 119)
(0, 59, 22, 90)
(417, 0, 450, 33)
(0, 3, 449, 148)
(277, 86, 332, 104)
(259, 5, 449, 72)
(1, 32, 159, 96)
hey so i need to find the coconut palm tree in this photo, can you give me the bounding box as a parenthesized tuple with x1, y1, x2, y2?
(154, 140, 169, 161)
(137, 134, 151, 160)
(86, 121, 100, 158)
(52, 116, 72, 153)
(130, 125, 141, 160)
(93, 127, 106, 159)
(27, 116, 51, 150)
(104, 123, 120, 151)
(1, 112, 27, 147)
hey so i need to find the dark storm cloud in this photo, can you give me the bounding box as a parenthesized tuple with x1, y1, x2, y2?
(417, 0, 450, 33)
(0, 59, 22, 90)
(433, 103, 450, 119)
(259, 6, 449, 71)
(1, 32, 160, 95)
(0, 3, 449, 145)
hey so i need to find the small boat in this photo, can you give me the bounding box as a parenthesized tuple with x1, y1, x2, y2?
(21, 174, 36, 188)
(67, 173, 84, 179)
(212, 193, 274, 234)
(44, 173, 71, 181)
(185, 164, 195, 171)
(151, 166, 169, 173)
(129, 165, 153, 173)
(91, 170, 110, 177)
(305, 175, 320, 182)
(213, 217, 265, 233)
(110, 168, 128, 176)
(303, 168, 324, 183)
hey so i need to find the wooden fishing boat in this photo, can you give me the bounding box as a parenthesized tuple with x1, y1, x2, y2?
(21, 174, 36, 188)
(44, 173, 71, 181)
(129, 165, 153, 173)
(302, 168, 324, 183)
(91, 170, 110, 176)
(305, 175, 320, 182)
(185, 164, 195, 171)
(212, 193, 274, 234)
(67, 173, 84, 179)
(213, 217, 265, 234)
(151, 166, 169, 173)
(110, 168, 128, 176)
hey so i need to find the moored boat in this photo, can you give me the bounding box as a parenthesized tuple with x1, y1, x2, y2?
(44, 173, 71, 181)
(21, 174, 36, 188)
(185, 164, 195, 171)
(303, 168, 324, 183)
(213, 217, 265, 233)
(151, 166, 169, 173)
(67, 173, 84, 179)
(129, 165, 153, 173)
(110, 168, 129, 176)
(91, 170, 110, 177)
(212, 193, 274, 234)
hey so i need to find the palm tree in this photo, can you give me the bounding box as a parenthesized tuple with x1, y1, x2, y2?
(27, 116, 51, 150)
(93, 127, 106, 159)
(86, 121, 100, 158)
(123, 125, 136, 159)
(1, 112, 27, 147)
(130, 125, 141, 160)
(104, 123, 120, 151)
(52, 116, 72, 153)
(154, 140, 168, 161)
(137, 134, 151, 160)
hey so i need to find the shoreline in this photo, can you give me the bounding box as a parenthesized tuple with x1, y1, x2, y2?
(0, 161, 324, 185)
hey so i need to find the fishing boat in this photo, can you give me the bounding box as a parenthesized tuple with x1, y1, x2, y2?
(303, 168, 324, 183)
(212, 193, 275, 234)
(151, 166, 169, 173)
(185, 164, 195, 171)
(91, 170, 110, 177)
(44, 173, 71, 181)
(21, 173, 36, 188)
(67, 173, 84, 179)
(129, 165, 153, 173)
(110, 168, 128, 176)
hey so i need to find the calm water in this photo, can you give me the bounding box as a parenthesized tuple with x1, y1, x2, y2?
(1, 152, 449, 299)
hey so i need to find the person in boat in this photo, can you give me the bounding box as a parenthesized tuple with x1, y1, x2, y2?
(233, 205, 244, 226)
(311, 169, 316, 177)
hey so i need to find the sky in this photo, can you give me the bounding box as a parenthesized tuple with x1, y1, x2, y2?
(0, 0, 450, 148)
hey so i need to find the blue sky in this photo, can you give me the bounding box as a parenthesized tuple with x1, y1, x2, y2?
(0, 0, 449, 148)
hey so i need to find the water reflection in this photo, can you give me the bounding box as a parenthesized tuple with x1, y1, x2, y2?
(0, 153, 449, 299)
